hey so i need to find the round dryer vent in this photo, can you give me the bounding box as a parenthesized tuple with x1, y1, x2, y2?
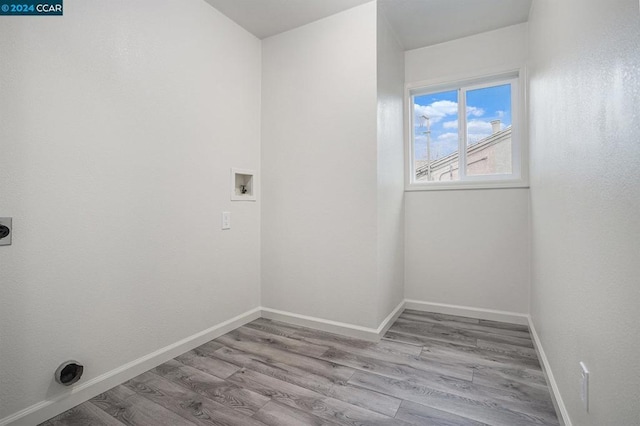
(54, 361, 84, 386)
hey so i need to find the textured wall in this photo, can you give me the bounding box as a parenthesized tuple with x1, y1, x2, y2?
(261, 3, 380, 328)
(0, 0, 261, 420)
(405, 189, 530, 314)
(528, 0, 640, 424)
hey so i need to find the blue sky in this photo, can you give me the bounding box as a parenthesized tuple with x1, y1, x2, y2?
(414, 84, 512, 161)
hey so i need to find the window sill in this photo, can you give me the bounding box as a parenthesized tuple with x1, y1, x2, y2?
(405, 179, 529, 192)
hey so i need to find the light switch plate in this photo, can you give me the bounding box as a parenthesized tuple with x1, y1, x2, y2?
(0, 217, 12, 246)
(222, 212, 231, 230)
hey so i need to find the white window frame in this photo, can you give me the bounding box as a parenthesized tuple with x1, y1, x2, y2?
(405, 68, 528, 191)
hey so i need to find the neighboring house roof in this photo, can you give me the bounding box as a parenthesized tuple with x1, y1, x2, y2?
(416, 125, 512, 179)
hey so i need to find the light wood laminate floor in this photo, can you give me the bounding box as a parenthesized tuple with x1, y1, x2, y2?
(41, 310, 559, 426)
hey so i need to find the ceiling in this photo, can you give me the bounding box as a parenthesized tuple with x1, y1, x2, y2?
(203, 0, 374, 40)
(204, 0, 532, 50)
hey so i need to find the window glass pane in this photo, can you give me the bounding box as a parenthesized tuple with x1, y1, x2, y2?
(465, 83, 512, 176)
(413, 90, 460, 182)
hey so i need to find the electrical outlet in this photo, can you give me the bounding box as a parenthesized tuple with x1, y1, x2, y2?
(0, 217, 12, 246)
(221, 212, 231, 230)
(580, 362, 589, 412)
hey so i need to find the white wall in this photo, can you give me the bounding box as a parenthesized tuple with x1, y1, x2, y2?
(405, 23, 529, 84)
(261, 3, 380, 328)
(0, 0, 261, 420)
(404, 24, 531, 314)
(376, 7, 405, 324)
(528, 0, 640, 424)
(405, 189, 530, 314)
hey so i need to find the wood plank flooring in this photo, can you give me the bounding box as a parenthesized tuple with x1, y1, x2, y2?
(41, 310, 559, 426)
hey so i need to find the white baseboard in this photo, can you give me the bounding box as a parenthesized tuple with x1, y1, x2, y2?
(376, 300, 406, 336)
(261, 307, 378, 341)
(528, 317, 572, 426)
(404, 299, 529, 325)
(5, 302, 408, 425)
(1, 307, 261, 426)
(4, 299, 549, 426)
(403, 300, 569, 425)
(260, 300, 405, 342)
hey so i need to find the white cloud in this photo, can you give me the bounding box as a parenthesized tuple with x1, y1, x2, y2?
(414, 100, 458, 126)
(467, 120, 493, 133)
(437, 132, 459, 144)
(443, 119, 506, 133)
(414, 101, 485, 128)
(496, 110, 505, 118)
(467, 106, 485, 117)
(443, 120, 458, 129)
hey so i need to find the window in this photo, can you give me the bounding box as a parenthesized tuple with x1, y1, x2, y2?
(407, 72, 524, 189)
